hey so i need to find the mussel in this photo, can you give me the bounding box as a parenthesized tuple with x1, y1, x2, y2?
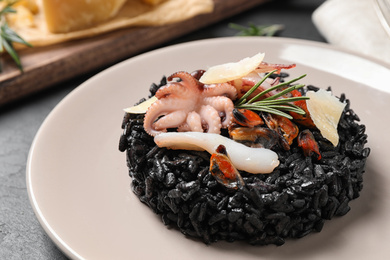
(298, 129, 322, 160)
(229, 125, 279, 149)
(210, 144, 245, 189)
(263, 113, 299, 150)
(232, 108, 263, 127)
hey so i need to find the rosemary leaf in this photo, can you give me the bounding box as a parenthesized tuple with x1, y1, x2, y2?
(1, 37, 22, 70)
(262, 84, 305, 101)
(247, 74, 306, 104)
(0, 0, 32, 72)
(239, 102, 305, 115)
(0, 34, 3, 52)
(0, 5, 16, 16)
(234, 73, 309, 119)
(240, 105, 294, 119)
(229, 23, 284, 37)
(235, 69, 277, 105)
(258, 102, 306, 115)
(2, 23, 31, 46)
(263, 104, 305, 113)
(251, 96, 309, 105)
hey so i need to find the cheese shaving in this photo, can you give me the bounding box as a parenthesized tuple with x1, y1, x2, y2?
(306, 89, 346, 146)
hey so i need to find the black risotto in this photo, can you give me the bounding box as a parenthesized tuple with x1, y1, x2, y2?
(119, 76, 370, 246)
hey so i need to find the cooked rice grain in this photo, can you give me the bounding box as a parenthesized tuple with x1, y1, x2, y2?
(119, 80, 370, 246)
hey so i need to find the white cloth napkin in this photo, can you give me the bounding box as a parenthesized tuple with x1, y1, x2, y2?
(312, 0, 390, 65)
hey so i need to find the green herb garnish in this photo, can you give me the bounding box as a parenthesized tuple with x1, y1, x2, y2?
(0, 0, 32, 72)
(229, 23, 284, 37)
(235, 71, 309, 119)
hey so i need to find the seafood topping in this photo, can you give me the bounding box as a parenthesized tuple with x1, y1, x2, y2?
(289, 89, 315, 128)
(190, 69, 206, 81)
(228, 125, 279, 149)
(210, 145, 245, 190)
(298, 129, 322, 160)
(154, 132, 280, 174)
(143, 71, 237, 136)
(255, 62, 296, 74)
(232, 108, 264, 127)
(123, 52, 350, 189)
(263, 113, 299, 150)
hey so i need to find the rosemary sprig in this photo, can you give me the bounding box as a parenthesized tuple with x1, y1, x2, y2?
(0, 0, 32, 72)
(229, 23, 284, 37)
(235, 72, 309, 119)
(236, 69, 277, 106)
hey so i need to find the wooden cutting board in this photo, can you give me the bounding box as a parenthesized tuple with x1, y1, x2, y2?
(0, 0, 270, 107)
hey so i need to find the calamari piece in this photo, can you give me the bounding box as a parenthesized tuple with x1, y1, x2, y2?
(154, 132, 279, 174)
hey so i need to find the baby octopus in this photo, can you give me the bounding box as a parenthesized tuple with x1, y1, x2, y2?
(143, 71, 237, 136)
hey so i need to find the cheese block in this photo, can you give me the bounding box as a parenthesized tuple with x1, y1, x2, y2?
(142, 0, 165, 5)
(42, 0, 127, 33)
(6, 0, 38, 29)
(8, 0, 214, 47)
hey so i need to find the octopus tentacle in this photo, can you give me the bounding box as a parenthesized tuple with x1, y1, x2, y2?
(186, 111, 203, 132)
(177, 124, 190, 132)
(190, 70, 206, 80)
(155, 82, 187, 99)
(144, 70, 238, 136)
(168, 71, 203, 92)
(203, 96, 235, 128)
(178, 111, 203, 132)
(153, 110, 188, 131)
(202, 82, 237, 100)
(144, 99, 188, 136)
(199, 105, 222, 134)
(144, 101, 166, 136)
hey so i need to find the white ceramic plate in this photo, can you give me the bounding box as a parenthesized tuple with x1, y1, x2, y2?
(27, 37, 390, 260)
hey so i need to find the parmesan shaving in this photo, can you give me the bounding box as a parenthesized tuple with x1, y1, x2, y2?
(306, 89, 346, 146)
(199, 52, 265, 84)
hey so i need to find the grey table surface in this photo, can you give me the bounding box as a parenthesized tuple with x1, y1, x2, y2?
(0, 0, 326, 259)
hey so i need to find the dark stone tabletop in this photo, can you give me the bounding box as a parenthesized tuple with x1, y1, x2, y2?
(0, 0, 325, 259)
